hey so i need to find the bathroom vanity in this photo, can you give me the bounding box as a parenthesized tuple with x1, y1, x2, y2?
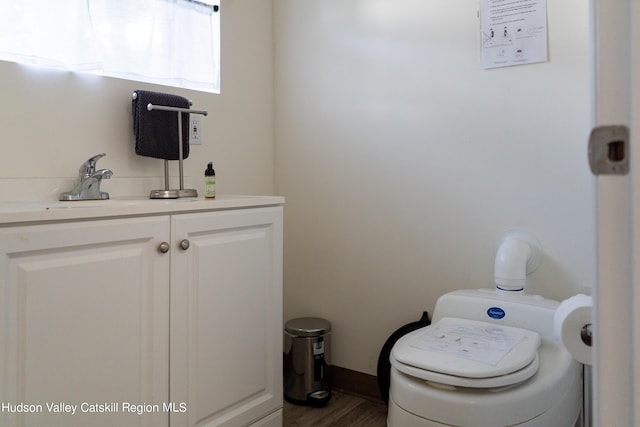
(0, 196, 284, 427)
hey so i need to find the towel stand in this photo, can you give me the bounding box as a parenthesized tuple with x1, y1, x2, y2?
(146, 103, 208, 199)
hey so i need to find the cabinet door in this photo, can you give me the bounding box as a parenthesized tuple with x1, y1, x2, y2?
(0, 217, 171, 427)
(170, 207, 283, 427)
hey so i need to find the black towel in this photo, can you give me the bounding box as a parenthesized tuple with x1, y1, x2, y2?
(132, 90, 190, 160)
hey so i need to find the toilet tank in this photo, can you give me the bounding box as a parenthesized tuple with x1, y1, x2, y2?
(432, 289, 560, 341)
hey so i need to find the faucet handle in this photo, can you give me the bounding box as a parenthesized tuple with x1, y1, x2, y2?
(79, 153, 106, 175)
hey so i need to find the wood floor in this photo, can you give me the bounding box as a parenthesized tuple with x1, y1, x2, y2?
(283, 390, 388, 426)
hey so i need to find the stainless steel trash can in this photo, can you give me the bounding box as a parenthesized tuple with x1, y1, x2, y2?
(284, 317, 331, 406)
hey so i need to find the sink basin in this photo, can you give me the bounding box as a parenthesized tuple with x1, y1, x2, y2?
(0, 200, 108, 212)
(44, 203, 107, 210)
(0, 196, 285, 225)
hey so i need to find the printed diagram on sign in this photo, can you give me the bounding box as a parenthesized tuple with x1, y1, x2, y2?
(482, 25, 512, 45)
(482, 23, 537, 65)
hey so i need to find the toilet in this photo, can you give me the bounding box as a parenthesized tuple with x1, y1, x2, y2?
(387, 288, 583, 426)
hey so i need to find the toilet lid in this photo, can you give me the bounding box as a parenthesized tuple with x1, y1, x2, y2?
(391, 317, 541, 388)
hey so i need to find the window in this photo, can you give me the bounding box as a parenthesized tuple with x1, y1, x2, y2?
(0, 0, 220, 93)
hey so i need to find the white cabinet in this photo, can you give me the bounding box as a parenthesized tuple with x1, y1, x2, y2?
(0, 205, 283, 427)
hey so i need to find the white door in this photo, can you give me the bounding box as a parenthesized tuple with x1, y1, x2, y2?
(591, 0, 639, 425)
(0, 216, 171, 427)
(169, 207, 283, 427)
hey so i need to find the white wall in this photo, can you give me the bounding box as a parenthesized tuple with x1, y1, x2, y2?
(0, 0, 275, 201)
(274, 0, 594, 375)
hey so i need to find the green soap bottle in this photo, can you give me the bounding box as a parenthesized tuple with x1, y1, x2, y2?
(204, 162, 216, 199)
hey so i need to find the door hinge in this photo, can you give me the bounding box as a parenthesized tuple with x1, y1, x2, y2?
(588, 125, 629, 175)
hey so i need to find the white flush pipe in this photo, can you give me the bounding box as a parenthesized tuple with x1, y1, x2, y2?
(494, 230, 542, 292)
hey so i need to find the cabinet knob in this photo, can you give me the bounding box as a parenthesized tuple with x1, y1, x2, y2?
(158, 242, 170, 253)
(180, 239, 190, 250)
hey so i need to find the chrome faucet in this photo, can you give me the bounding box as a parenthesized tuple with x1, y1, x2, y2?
(59, 153, 113, 201)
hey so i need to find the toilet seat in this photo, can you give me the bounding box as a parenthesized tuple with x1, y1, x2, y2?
(390, 317, 541, 389)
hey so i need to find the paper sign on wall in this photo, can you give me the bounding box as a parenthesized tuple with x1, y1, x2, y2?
(480, 0, 548, 69)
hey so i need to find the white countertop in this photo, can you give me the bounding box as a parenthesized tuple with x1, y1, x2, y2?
(0, 195, 284, 226)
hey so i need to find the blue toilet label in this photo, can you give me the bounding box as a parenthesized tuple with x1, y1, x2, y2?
(487, 307, 506, 319)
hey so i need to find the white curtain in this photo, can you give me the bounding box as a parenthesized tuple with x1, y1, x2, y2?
(0, 0, 101, 69)
(0, 0, 220, 92)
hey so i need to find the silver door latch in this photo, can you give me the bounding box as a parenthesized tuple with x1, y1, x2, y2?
(588, 125, 629, 175)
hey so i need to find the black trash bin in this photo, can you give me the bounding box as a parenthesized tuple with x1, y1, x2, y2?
(283, 317, 331, 407)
